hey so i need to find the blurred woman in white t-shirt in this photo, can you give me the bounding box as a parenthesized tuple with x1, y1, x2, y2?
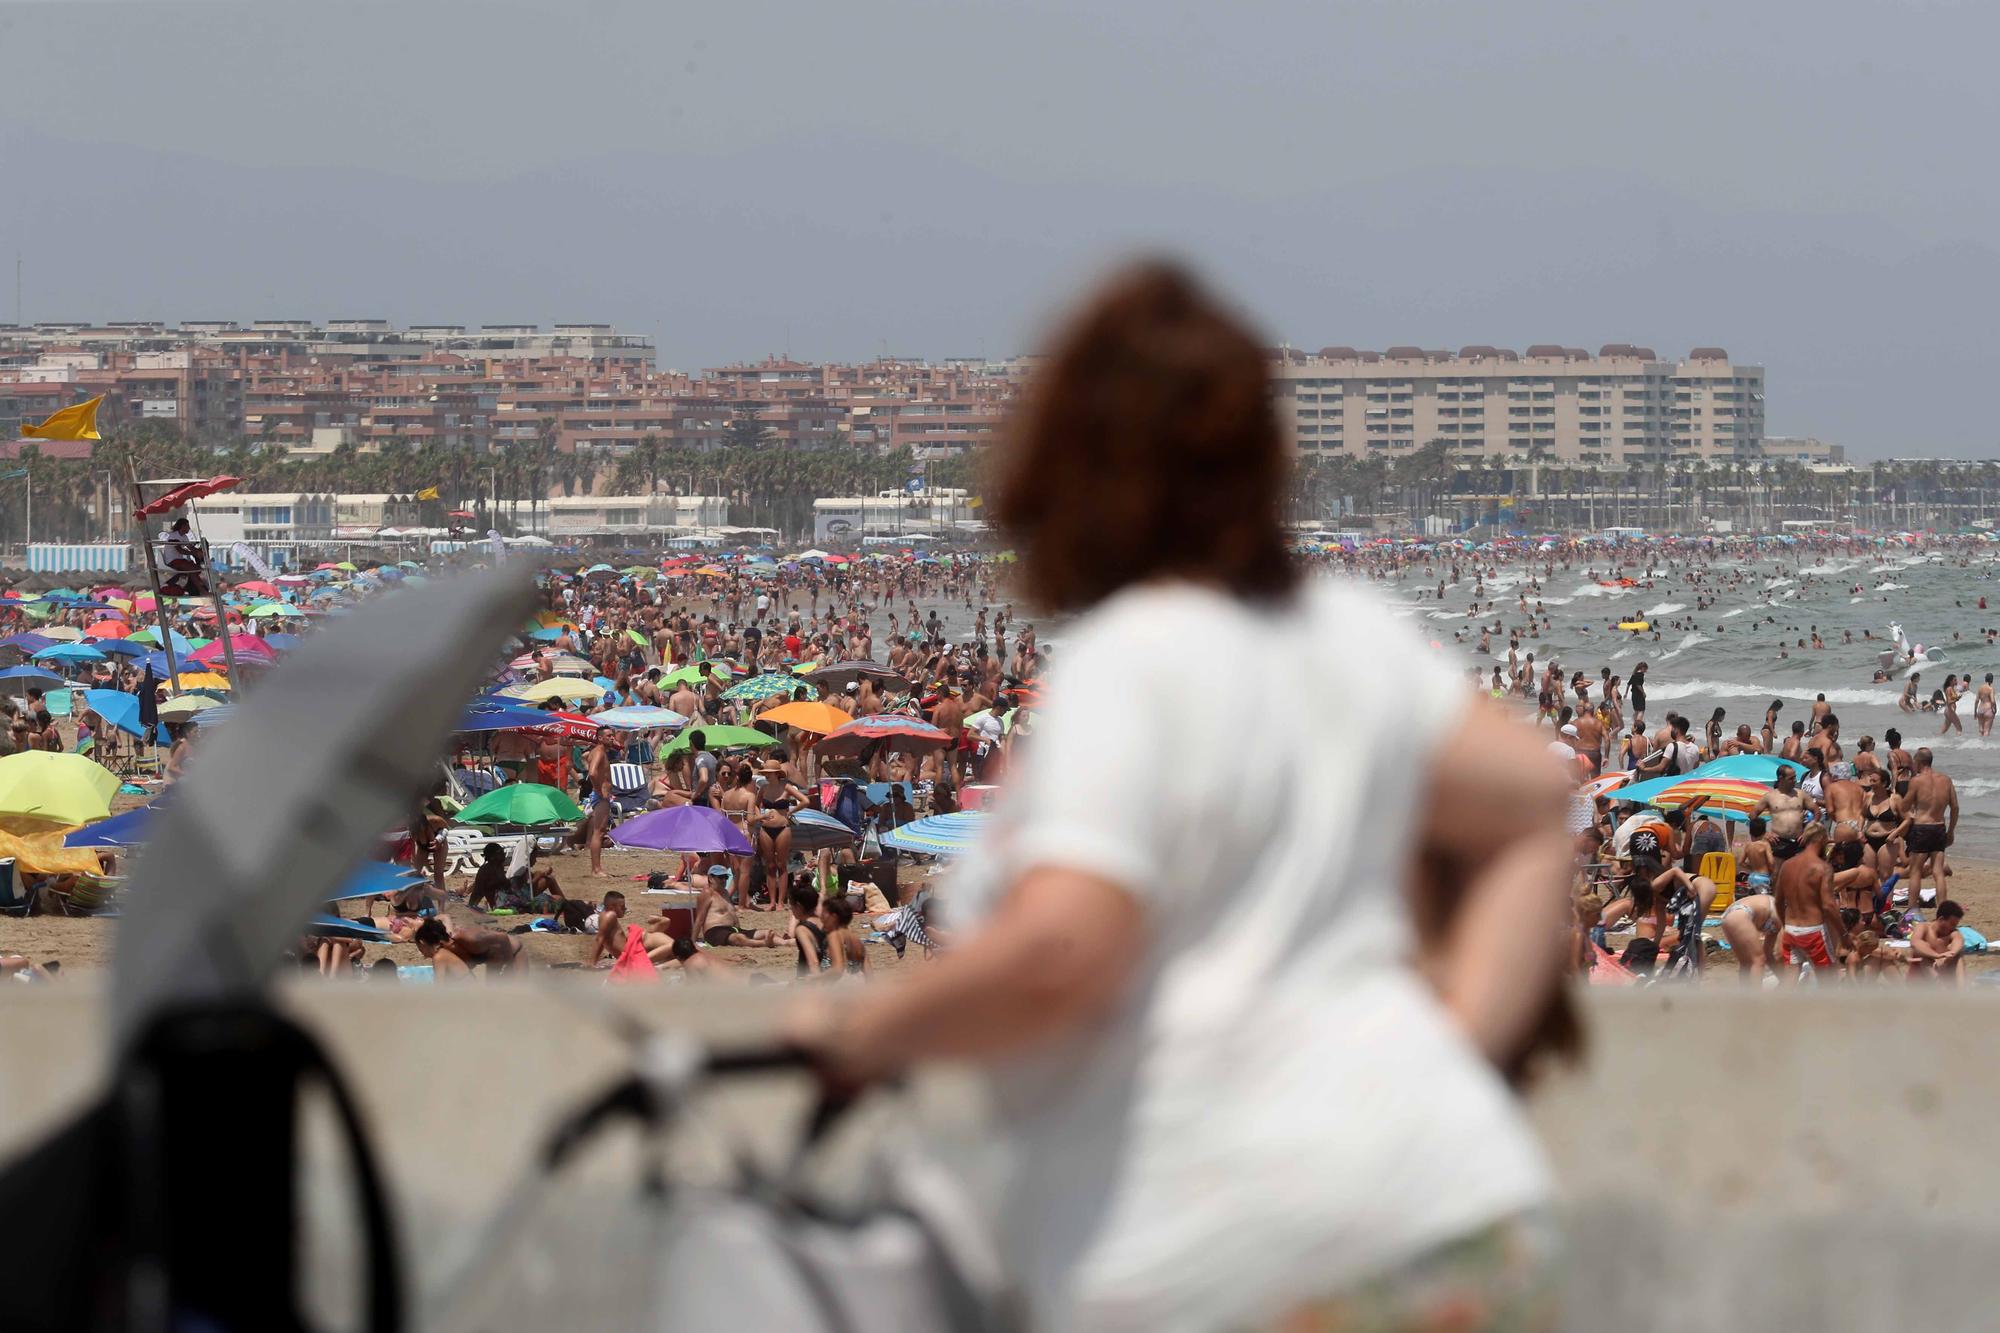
(786, 263, 1576, 1331)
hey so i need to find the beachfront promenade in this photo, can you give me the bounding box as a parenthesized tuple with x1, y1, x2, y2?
(0, 985, 1986, 1330)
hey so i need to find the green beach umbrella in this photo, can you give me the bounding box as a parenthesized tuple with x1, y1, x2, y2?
(660, 725, 779, 756)
(453, 782, 584, 827)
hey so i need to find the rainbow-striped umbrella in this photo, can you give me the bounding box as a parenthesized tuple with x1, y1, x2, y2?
(1641, 776, 1769, 819)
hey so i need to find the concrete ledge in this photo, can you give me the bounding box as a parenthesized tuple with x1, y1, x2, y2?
(3, 984, 1995, 1330)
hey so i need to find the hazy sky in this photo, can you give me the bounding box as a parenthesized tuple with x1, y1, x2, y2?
(5, 0, 2000, 456)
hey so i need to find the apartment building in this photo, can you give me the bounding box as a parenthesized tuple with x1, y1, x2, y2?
(1271, 344, 1765, 465)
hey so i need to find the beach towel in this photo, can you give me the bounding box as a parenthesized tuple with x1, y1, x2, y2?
(1589, 942, 1637, 986)
(610, 923, 657, 982)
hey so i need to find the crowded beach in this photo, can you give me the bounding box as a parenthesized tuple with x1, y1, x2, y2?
(1, 515, 1997, 990)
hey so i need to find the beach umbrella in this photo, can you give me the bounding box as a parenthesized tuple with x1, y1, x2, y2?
(500, 677, 606, 704)
(34, 643, 108, 666)
(804, 660, 915, 692)
(1636, 776, 1770, 819)
(94, 639, 151, 659)
(0, 751, 120, 832)
(659, 725, 780, 756)
(591, 705, 688, 730)
(263, 633, 301, 651)
(0, 632, 55, 655)
(609, 805, 752, 854)
(658, 662, 723, 688)
(305, 913, 390, 943)
(246, 602, 295, 618)
(881, 811, 989, 857)
(759, 701, 854, 735)
(156, 694, 223, 721)
(511, 711, 603, 741)
(525, 626, 568, 642)
(0, 664, 64, 690)
(83, 620, 130, 639)
(789, 808, 859, 852)
(128, 628, 195, 654)
(722, 672, 818, 702)
(103, 564, 534, 1047)
(816, 714, 951, 760)
(454, 782, 584, 827)
(191, 637, 279, 667)
(1581, 771, 1632, 800)
(233, 580, 281, 598)
(64, 803, 158, 848)
(79, 689, 144, 738)
(539, 654, 597, 677)
(174, 672, 234, 692)
(37, 625, 84, 642)
(454, 697, 563, 732)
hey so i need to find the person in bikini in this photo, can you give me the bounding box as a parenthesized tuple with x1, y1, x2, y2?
(752, 757, 808, 909)
(1717, 890, 1780, 983)
(1859, 768, 1908, 886)
(413, 918, 523, 978)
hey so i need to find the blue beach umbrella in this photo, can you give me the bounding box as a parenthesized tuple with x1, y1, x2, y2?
(80, 689, 144, 738)
(94, 640, 152, 659)
(0, 665, 64, 689)
(34, 643, 108, 666)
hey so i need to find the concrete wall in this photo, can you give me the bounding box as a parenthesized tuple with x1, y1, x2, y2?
(1, 985, 1993, 1330)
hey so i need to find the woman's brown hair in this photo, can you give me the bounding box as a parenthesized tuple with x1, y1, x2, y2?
(995, 261, 1299, 613)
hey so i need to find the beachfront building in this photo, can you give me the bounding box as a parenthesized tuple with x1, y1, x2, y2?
(813, 489, 976, 541)
(1270, 345, 1765, 467)
(540, 494, 730, 538)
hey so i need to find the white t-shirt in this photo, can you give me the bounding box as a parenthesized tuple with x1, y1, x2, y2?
(952, 580, 1551, 1330)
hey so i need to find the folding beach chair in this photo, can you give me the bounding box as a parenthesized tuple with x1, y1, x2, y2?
(608, 762, 650, 818)
(0, 859, 28, 918)
(1699, 850, 1737, 920)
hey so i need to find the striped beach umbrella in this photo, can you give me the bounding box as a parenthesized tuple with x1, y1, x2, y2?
(723, 672, 818, 702)
(881, 811, 989, 857)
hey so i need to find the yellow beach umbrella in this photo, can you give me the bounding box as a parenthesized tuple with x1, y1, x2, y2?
(0, 752, 119, 833)
(500, 677, 606, 704)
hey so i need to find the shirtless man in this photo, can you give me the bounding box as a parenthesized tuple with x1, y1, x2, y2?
(1806, 713, 1843, 767)
(582, 729, 614, 877)
(1774, 824, 1843, 975)
(689, 864, 783, 950)
(1979, 674, 1998, 739)
(1903, 747, 1959, 912)
(1721, 723, 1764, 755)
(1750, 763, 1812, 866)
(587, 890, 629, 966)
(1572, 703, 1605, 775)
(1908, 900, 1968, 985)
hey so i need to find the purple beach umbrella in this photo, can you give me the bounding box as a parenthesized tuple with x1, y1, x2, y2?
(609, 805, 753, 855)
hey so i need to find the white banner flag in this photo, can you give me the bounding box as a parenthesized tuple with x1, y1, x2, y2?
(487, 528, 507, 564)
(230, 542, 278, 582)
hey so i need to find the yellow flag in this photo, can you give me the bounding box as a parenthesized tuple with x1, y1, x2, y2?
(967, 495, 984, 509)
(415, 485, 440, 501)
(20, 394, 104, 441)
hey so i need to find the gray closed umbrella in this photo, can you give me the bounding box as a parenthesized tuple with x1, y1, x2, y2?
(110, 563, 536, 1050)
